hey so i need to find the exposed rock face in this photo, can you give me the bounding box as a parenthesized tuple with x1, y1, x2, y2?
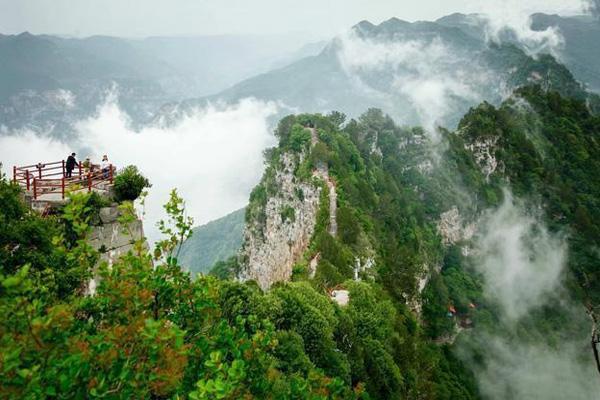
(437, 206, 475, 246)
(327, 179, 338, 236)
(465, 136, 499, 179)
(87, 206, 146, 294)
(353, 255, 375, 281)
(331, 290, 350, 306)
(239, 152, 322, 290)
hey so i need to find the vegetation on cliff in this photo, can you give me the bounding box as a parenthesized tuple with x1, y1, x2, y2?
(1, 80, 599, 398)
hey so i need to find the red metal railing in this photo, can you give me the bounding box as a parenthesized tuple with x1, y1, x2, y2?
(13, 160, 115, 200)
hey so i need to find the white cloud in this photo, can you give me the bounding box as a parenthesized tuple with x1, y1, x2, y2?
(463, 334, 600, 400)
(0, 94, 278, 242)
(463, 191, 600, 398)
(474, 192, 566, 321)
(336, 32, 493, 136)
(466, 0, 587, 55)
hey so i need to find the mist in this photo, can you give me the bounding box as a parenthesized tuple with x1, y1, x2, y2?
(337, 31, 493, 136)
(475, 193, 566, 320)
(461, 192, 600, 399)
(586, 0, 600, 19)
(472, 0, 570, 55)
(0, 91, 278, 241)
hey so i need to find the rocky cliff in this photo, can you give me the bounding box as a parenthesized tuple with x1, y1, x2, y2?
(87, 205, 147, 294)
(239, 130, 327, 290)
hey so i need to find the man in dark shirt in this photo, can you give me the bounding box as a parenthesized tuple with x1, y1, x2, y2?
(65, 153, 77, 178)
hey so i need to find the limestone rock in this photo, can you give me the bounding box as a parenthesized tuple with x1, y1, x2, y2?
(465, 136, 499, 180)
(331, 290, 350, 307)
(239, 152, 322, 290)
(99, 206, 119, 224)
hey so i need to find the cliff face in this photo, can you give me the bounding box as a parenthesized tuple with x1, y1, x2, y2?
(239, 151, 322, 290)
(87, 205, 147, 294)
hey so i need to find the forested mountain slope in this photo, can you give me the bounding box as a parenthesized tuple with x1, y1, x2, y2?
(178, 208, 245, 276)
(226, 82, 600, 397)
(1, 79, 599, 398)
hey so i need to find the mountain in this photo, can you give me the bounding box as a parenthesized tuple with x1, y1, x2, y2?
(437, 13, 600, 92)
(158, 13, 600, 131)
(228, 79, 600, 397)
(175, 12, 600, 260)
(0, 32, 322, 135)
(2, 73, 599, 398)
(178, 207, 245, 276)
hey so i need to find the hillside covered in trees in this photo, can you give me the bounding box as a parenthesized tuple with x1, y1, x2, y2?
(2, 76, 600, 398)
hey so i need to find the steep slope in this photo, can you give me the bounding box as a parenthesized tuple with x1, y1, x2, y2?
(178, 207, 245, 276)
(233, 75, 600, 397)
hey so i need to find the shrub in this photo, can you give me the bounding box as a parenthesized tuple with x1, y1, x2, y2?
(280, 205, 296, 223)
(288, 124, 312, 152)
(113, 165, 151, 202)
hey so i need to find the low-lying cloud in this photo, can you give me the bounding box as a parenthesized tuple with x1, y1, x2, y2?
(462, 333, 600, 399)
(462, 192, 600, 399)
(466, 0, 581, 55)
(337, 32, 494, 136)
(474, 192, 566, 321)
(0, 92, 278, 242)
(585, 0, 600, 20)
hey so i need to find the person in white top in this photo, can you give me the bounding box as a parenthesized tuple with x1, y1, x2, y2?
(100, 155, 110, 179)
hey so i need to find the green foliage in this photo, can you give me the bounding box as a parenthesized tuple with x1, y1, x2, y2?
(210, 256, 239, 280)
(455, 86, 600, 306)
(0, 183, 362, 399)
(0, 179, 63, 279)
(288, 124, 312, 152)
(113, 165, 151, 202)
(154, 189, 194, 263)
(280, 205, 296, 223)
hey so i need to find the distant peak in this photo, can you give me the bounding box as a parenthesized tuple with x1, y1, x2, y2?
(378, 17, 410, 28)
(353, 20, 376, 31)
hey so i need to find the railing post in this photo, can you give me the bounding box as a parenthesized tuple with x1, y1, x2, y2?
(13, 166, 16, 183)
(33, 178, 37, 199)
(26, 170, 30, 191)
(61, 177, 65, 200)
(78, 161, 82, 179)
(37, 164, 42, 179)
(62, 160, 65, 178)
(109, 164, 113, 183)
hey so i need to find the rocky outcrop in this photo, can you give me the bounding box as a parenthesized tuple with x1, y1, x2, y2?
(87, 205, 147, 294)
(89, 207, 145, 265)
(239, 127, 341, 290)
(239, 152, 322, 290)
(465, 136, 499, 180)
(437, 206, 475, 247)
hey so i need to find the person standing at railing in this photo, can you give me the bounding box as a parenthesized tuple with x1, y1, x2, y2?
(101, 155, 110, 179)
(82, 157, 91, 173)
(65, 153, 77, 178)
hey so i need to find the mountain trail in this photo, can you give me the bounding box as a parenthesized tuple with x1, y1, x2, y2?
(309, 127, 337, 237)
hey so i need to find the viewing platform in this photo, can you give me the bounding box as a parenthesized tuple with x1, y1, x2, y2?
(13, 160, 116, 212)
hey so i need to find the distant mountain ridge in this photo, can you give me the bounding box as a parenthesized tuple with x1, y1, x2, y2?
(0, 32, 322, 135)
(155, 13, 600, 130)
(178, 208, 245, 276)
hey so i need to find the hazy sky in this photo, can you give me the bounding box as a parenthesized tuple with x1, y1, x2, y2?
(0, 0, 587, 38)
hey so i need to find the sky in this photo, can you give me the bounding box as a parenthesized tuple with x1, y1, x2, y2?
(0, 0, 587, 38)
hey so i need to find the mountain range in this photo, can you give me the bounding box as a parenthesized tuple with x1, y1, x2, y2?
(159, 13, 600, 129)
(0, 32, 323, 134)
(178, 12, 600, 272)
